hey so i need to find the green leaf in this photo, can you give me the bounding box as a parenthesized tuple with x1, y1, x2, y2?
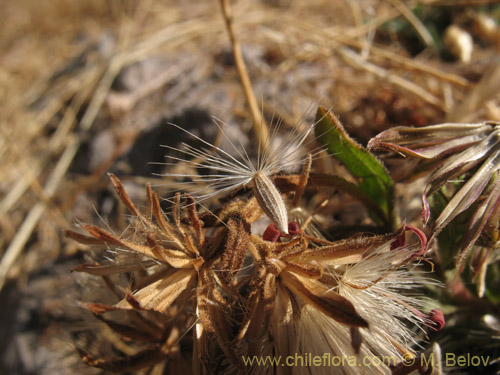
(314, 106, 395, 227)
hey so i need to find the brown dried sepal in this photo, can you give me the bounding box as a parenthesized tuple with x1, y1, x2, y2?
(115, 268, 197, 313)
(92, 313, 160, 342)
(218, 214, 252, 285)
(72, 262, 157, 276)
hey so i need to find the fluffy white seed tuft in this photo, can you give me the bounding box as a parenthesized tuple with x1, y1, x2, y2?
(160, 118, 320, 232)
(286, 243, 438, 375)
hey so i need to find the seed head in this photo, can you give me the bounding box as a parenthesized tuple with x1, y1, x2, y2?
(161, 118, 317, 233)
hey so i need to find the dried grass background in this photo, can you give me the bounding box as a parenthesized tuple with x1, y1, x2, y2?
(1, 0, 499, 374)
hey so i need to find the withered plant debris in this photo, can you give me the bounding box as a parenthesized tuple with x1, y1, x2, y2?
(68, 164, 438, 374)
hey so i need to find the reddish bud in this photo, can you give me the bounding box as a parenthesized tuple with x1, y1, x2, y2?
(264, 221, 301, 241)
(263, 223, 281, 242)
(427, 309, 445, 331)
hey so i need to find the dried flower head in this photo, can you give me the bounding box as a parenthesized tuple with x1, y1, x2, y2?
(65, 102, 447, 375)
(67, 174, 253, 373)
(68, 171, 438, 374)
(238, 225, 437, 375)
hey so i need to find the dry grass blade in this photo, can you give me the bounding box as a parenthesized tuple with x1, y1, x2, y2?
(447, 62, 500, 122)
(0, 66, 101, 216)
(339, 47, 445, 109)
(0, 137, 78, 291)
(0, 50, 127, 292)
(219, 0, 269, 152)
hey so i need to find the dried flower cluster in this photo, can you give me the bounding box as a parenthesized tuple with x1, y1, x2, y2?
(67, 115, 442, 374)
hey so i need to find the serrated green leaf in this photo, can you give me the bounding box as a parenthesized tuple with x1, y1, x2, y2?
(314, 107, 395, 227)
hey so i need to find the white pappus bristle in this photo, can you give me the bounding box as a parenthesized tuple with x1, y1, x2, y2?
(160, 118, 319, 232)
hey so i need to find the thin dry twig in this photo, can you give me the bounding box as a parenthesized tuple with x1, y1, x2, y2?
(339, 47, 446, 109)
(219, 0, 269, 151)
(285, 17, 469, 88)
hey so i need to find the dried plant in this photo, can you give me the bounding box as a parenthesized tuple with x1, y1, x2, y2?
(67, 110, 445, 373)
(239, 225, 438, 375)
(6, 1, 500, 374)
